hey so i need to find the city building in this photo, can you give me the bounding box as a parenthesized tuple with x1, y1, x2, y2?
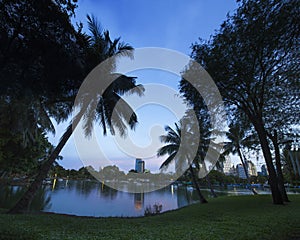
(228, 165, 238, 176)
(261, 164, 268, 176)
(223, 156, 232, 175)
(135, 158, 145, 173)
(247, 161, 257, 176)
(236, 161, 257, 179)
(237, 164, 247, 179)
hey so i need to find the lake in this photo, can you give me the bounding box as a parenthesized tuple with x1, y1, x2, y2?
(1, 180, 299, 217)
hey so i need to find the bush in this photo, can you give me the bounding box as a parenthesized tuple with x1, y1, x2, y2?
(144, 203, 162, 216)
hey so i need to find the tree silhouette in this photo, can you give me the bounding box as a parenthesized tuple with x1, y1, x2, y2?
(158, 120, 208, 204)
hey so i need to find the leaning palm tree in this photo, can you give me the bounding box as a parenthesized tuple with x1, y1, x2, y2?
(222, 124, 258, 195)
(184, 109, 220, 198)
(157, 120, 208, 204)
(8, 15, 144, 213)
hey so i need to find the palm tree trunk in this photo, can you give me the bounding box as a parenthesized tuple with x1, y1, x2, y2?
(8, 109, 84, 214)
(269, 130, 289, 202)
(189, 166, 208, 204)
(201, 161, 217, 198)
(205, 175, 217, 198)
(237, 147, 258, 195)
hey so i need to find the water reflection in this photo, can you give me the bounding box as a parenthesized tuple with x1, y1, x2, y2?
(0, 185, 51, 212)
(100, 183, 118, 200)
(134, 192, 144, 210)
(1, 181, 299, 217)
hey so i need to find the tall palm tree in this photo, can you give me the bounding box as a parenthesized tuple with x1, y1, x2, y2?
(223, 124, 258, 195)
(184, 109, 220, 198)
(8, 15, 144, 213)
(157, 120, 208, 204)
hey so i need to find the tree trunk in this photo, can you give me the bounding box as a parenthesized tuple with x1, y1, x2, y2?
(8, 126, 73, 213)
(201, 160, 217, 198)
(237, 147, 258, 195)
(8, 109, 84, 214)
(270, 130, 290, 202)
(253, 121, 283, 204)
(189, 166, 208, 204)
(205, 175, 217, 198)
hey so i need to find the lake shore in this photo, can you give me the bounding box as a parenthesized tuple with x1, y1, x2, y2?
(1, 195, 300, 240)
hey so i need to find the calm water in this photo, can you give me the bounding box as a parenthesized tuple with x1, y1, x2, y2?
(1, 180, 299, 217)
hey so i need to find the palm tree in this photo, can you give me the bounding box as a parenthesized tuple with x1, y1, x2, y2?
(184, 109, 220, 198)
(223, 124, 258, 195)
(157, 120, 208, 204)
(8, 15, 144, 213)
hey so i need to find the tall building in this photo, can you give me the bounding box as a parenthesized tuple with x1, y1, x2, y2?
(237, 164, 247, 179)
(237, 161, 257, 179)
(247, 161, 257, 176)
(223, 156, 232, 175)
(228, 165, 237, 176)
(135, 158, 145, 173)
(261, 164, 268, 176)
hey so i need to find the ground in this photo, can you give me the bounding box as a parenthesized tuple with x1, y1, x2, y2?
(0, 195, 300, 240)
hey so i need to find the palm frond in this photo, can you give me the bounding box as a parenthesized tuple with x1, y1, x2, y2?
(86, 14, 103, 42)
(157, 144, 179, 157)
(160, 152, 177, 169)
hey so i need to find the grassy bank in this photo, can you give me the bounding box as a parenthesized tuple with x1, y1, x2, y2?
(1, 195, 300, 240)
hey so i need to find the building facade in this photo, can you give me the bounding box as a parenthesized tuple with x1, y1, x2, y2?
(261, 164, 268, 176)
(223, 156, 232, 175)
(237, 164, 247, 179)
(236, 161, 257, 179)
(135, 158, 145, 173)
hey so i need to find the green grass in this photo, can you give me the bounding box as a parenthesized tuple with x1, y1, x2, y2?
(1, 195, 300, 240)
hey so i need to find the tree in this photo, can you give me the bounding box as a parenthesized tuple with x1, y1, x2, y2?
(185, 110, 219, 198)
(223, 123, 258, 195)
(8, 15, 144, 213)
(266, 130, 290, 202)
(183, 0, 299, 204)
(0, 0, 85, 177)
(157, 120, 208, 204)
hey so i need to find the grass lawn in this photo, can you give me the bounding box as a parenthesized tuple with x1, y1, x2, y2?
(0, 195, 300, 240)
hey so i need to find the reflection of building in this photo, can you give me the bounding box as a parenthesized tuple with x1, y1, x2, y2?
(135, 158, 145, 173)
(134, 193, 144, 210)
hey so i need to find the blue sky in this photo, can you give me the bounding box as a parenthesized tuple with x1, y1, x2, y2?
(49, 0, 239, 172)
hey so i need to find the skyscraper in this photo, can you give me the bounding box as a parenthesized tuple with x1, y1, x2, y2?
(261, 164, 268, 176)
(135, 158, 145, 173)
(223, 156, 232, 175)
(237, 164, 247, 179)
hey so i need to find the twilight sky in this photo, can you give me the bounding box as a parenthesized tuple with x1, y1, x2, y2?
(49, 0, 239, 172)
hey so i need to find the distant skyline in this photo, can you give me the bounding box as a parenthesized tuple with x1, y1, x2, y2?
(49, 0, 239, 172)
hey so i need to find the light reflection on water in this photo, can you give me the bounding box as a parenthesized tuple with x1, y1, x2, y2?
(0, 180, 299, 217)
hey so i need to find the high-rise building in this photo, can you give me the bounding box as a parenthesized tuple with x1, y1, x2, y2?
(237, 164, 247, 179)
(228, 165, 237, 176)
(135, 158, 145, 173)
(237, 161, 257, 179)
(261, 164, 268, 176)
(223, 156, 232, 175)
(247, 161, 257, 176)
